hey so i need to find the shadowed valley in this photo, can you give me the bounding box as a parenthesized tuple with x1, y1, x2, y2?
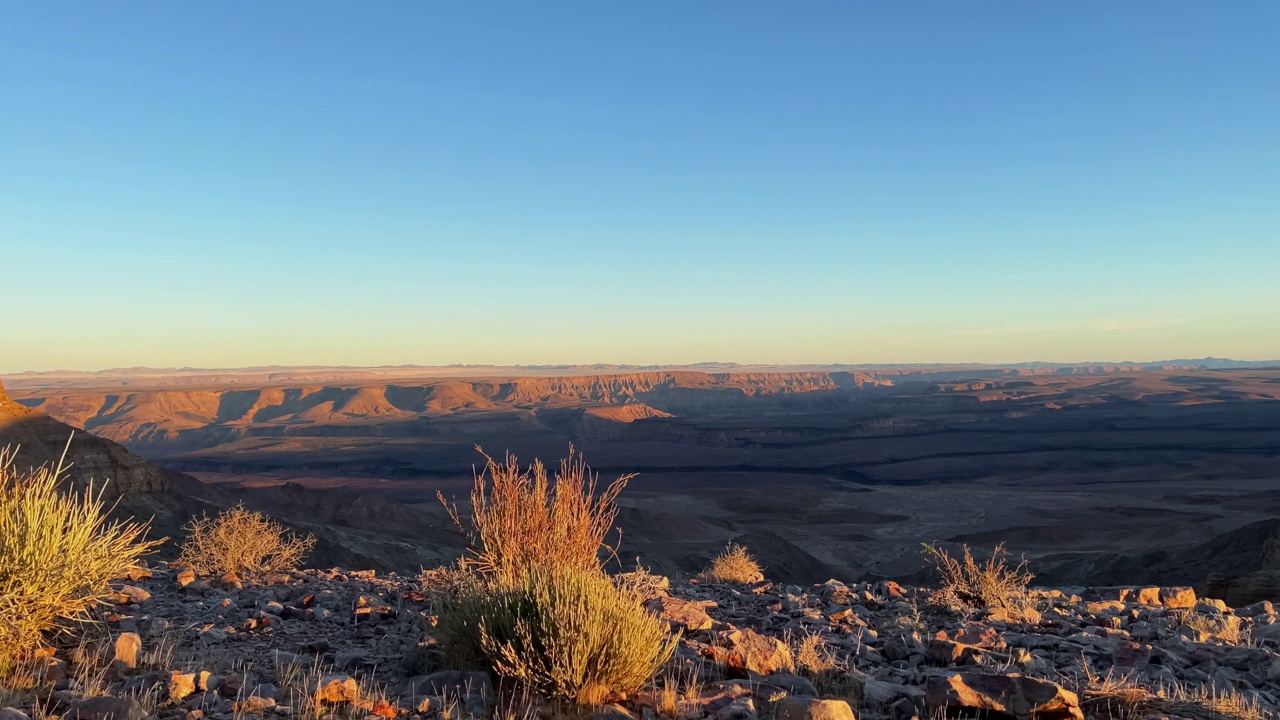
(6, 363, 1280, 601)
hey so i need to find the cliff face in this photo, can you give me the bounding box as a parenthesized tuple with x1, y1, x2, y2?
(9, 371, 886, 452)
(0, 379, 184, 500)
(13, 368, 1280, 458)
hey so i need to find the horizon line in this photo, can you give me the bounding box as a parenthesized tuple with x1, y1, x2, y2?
(6, 355, 1280, 377)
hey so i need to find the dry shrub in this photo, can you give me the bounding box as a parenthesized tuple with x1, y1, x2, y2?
(701, 543, 762, 584)
(0, 446, 160, 676)
(656, 673, 681, 718)
(795, 633, 837, 674)
(614, 559, 671, 602)
(442, 566, 679, 705)
(1080, 669, 1153, 720)
(1080, 668, 1267, 720)
(1166, 608, 1247, 645)
(791, 632, 858, 700)
(1172, 684, 1267, 720)
(650, 660, 703, 719)
(435, 448, 674, 705)
(439, 446, 633, 583)
(922, 542, 1031, 610)
(177, 503, 315, 576)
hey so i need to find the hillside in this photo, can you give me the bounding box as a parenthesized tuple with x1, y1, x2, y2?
(0, 379, 461, 571)
(0, 378, 212, 540)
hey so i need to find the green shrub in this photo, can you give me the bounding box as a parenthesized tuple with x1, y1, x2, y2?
(441, 567, 678, 705)
(701, 543, 762, 583)
(0, 446, 160, 675)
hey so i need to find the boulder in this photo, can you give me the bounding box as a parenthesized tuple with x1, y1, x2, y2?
(890, 697, 919, 720)
(1159, 586, 1196, 608)
(109, 585, 151, 605)
(647, 596, 715, 632)
(310, 674, 361, 703)
(1236, 600, 1274, 617)
(936, 624, 1004, 649)
(851, 671, 925, 706)
(925, 672, 1082, 720)
(234, 696, 276, 714)
(399, 670, 491, 699)
(1112, 641, 1152, 669)
(113, 632, 142, 669)
(169, 671, 197, 702)
(758, 673, 818, 697)
(725, 627, 794, 676)
(1132, 587, 1162, 605)
(696, 683, 754, 714)
(927, 639, 981, 666)
(773, 697, 855, 720)
(67, 697, 147, 720)
(714, 697, 757, 720)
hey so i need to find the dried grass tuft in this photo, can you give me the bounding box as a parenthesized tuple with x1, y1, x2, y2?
(701, 543, 762, 584)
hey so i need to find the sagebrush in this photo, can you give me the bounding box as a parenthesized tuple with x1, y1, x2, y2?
(0, 445, 159, 675)
(177, 503, 315, 576)
(701, 543, 762, 584)
(922, 542, 1032, 610)
(439, 446, 633, 583)
(442, 566, 678, 705)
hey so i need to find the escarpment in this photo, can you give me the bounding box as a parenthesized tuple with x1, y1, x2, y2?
(0, 379, 191, 500)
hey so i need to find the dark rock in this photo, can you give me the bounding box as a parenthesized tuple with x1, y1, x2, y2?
(68, 697, 147, 720)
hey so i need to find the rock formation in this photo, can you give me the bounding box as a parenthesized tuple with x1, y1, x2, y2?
(0, 379, 194, 500)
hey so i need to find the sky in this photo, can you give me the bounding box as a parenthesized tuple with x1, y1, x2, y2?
(2, 3, 1278, 372)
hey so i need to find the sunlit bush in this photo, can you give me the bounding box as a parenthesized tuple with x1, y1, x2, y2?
(0, 446, 159, 674)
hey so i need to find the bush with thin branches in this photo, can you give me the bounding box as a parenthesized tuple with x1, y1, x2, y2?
(701, 543, 762, 584)
(438, 445, 633, 583)
(922, 542, 1032, 610)
(177, 503, 314, 576)
(0, 445, 160, 675)
(443, 566, 679, 705)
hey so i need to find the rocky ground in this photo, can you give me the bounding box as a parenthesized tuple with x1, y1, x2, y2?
(4, 564, 1279, 720)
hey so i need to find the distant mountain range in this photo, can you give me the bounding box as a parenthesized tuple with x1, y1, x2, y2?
(8, 356, 1278, 380)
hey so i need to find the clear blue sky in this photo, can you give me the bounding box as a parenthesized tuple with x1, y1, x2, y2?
(2, 3, 1277, 372)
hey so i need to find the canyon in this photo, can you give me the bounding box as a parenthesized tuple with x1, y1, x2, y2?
(4, 363, 1280, 599)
